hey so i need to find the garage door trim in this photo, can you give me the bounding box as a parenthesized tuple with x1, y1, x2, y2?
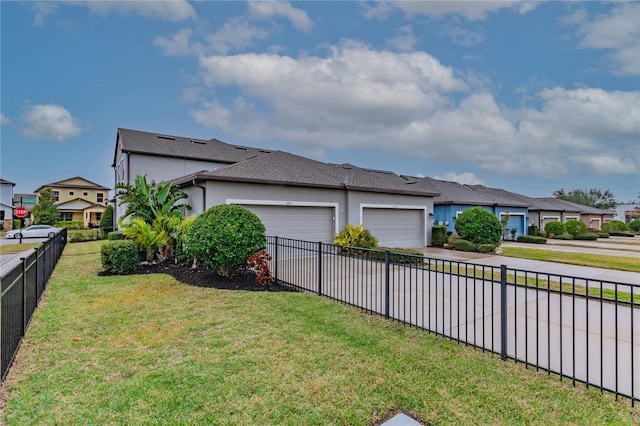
(226, 198, 340, 234)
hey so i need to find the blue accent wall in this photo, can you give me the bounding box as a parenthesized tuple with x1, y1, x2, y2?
(433, 205, 528, 237)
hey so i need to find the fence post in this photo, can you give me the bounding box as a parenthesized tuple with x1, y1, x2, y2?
(500, 264, 507, 361)
(21, 257, 27, 337)
(274, 236, 279, 284)
(317, 241, 322, 296)
(385, 251, 390, 319)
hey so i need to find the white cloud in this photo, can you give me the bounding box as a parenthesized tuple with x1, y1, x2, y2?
(572, 3, 640, 75)
(386, 25, 418, 52)
(74, 0, 196, 22)
(0, 113, 10, 125)
(434, 172, 484, 185)
(440, 22, 484, 46)
(154, 28, 204, 56)
(248, 1, 312, 31)
(206, 18, 269, 55)
(190, 43, 639, 178)
(389, 0, 537, 21)
(31, 2, 57, 26)
(34, 0, 195, 24)
(20, 104, 84, 141)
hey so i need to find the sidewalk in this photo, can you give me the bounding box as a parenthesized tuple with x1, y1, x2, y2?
(415, 246, 640, 286)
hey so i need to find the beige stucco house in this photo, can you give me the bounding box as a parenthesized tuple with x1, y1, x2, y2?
(35, 177, 110, 228)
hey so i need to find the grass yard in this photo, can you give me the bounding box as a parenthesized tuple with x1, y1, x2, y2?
(1, 241, 637, 425)
(0, 242, 41, 254)
(501, 246, 640, 273)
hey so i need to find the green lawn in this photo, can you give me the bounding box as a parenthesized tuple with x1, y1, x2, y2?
(0, 242, 41, 254)
(501, 247, 640, 273)
(2, 241, 637, 425)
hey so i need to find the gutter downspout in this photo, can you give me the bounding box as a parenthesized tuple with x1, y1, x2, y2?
(193, 180, 206, 214)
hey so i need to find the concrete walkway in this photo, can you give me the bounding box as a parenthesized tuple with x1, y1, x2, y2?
(414, 245, 639, 286)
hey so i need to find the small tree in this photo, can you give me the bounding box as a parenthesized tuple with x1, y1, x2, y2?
(182, 204, 266, 277)
(454, 206, 502, 245)
(99, 204, 114, 233)
(500, 211, 510, 241)
(31, 188, 60, 225)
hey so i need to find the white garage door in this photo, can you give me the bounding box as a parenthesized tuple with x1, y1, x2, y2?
(241, 205, 335, 243)
(362, 208, 424, 248)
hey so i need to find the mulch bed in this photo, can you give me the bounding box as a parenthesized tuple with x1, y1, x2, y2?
(133, 261, 297, 292)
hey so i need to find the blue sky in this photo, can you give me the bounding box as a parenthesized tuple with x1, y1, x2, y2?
(1, 1, 639, 202)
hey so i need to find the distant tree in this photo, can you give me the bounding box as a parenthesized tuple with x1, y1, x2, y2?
(31, 188, 60, 225)
(553, 188, 617, 211)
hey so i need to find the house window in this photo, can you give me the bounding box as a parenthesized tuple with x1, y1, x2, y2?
(0, 211, 4, 221)
(96, 213, 102, 221)
(97, 193, 104, 203)
(69, 191, 74, 196)
(53, 191, 59, 201)
(61, 212, 73, 221)
(83, 192, 88, 197)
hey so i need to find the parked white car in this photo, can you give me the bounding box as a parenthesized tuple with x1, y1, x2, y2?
(5, 225, 61, 239)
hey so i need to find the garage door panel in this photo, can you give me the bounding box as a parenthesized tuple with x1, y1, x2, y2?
(241, 205, 334, 243)
(362, 208, 424, 248)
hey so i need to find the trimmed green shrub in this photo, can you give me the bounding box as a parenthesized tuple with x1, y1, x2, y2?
(476, 243, 496, 253)
(55, 220, 84, 229)
(554, 233, 574, 240)
(431, 225, 448, 247)
(608, 231, 635, 237)
(517, 235, 547, 244)
(13, 219, 21, 230)
(107, 231, 126, 240)
(544, 221, 565, 238)
(101, 240, 139, 274)
(602, 220, 629, 233)
(574, 232, 598, 240)
(67, 229, 104, 242)
(444, 233, 460, 250)
(629, 220, 640, 232)
(565, 220, 588, 237)
(454, 207, 502, 245)
(183, 204, 266, 277)
(334, 224, 378, 250)
(454, 239, 476, 252)
(596, 233, 610, 239)
(369, 248, 424, 264)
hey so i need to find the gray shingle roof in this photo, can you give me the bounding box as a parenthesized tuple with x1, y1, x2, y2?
(114, 128, 272, 167)
(174, 151, 439, 197)
(533, 197, 609, 214)
(464, 185, 532, 208)
(0, 179, 16, 186)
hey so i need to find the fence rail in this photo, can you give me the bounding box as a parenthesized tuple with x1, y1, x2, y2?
(0, 229, 67, 380)
(266, 236, 639, 405)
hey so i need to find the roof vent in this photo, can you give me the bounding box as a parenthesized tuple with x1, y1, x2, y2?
(157, 135, 175, 141)
(259, 149, 272, 153)
(191, 140, 207, 145)
(235, 146, 249, 151)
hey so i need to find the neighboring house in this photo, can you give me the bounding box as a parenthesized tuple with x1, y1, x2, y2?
(532, 198, 613, 230)
(34, 177, 110, 228)
(613, 204, 640, 224)
(114, 129, 439, 248)
(0, 178, 16, 230)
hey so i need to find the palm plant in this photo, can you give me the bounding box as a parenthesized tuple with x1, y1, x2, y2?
(122, 219, 170, 262)
(115, 175, 190, 225)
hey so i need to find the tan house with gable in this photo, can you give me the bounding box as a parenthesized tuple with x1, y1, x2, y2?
(35, 177, 110, 228)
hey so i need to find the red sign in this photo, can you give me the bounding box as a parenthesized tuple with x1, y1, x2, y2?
(14, 206, 29, 218)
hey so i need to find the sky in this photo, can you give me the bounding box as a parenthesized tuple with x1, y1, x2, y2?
(1, 1, 639, 203)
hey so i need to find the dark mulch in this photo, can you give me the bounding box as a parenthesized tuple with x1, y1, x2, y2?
(133, 261, 297, 292)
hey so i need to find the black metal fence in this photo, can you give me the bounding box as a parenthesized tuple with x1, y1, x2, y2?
(0, 229, 67, 380)
(266, 236, 639, 405)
